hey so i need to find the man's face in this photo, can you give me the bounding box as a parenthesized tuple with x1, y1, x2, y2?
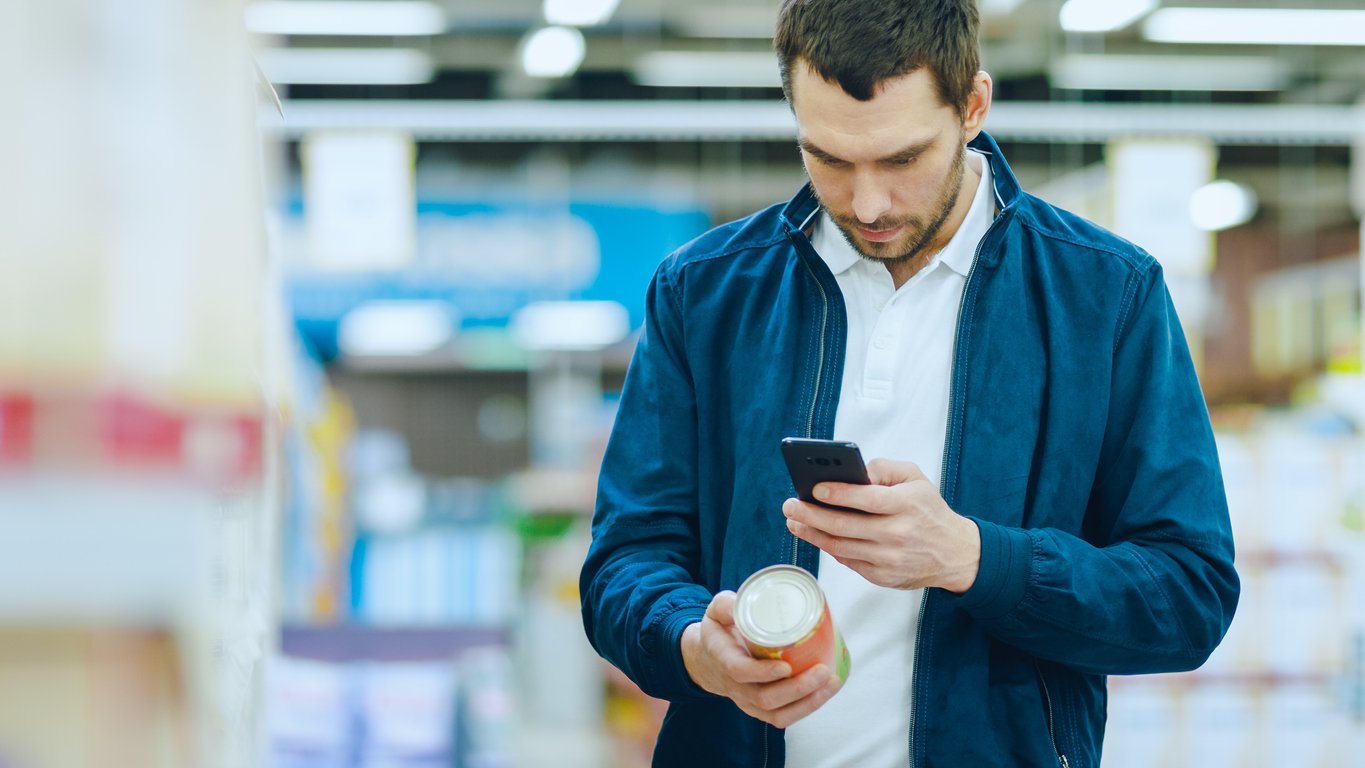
(791, 63, 972, 266)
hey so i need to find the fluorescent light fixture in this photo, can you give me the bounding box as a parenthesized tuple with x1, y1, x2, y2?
(544, 0, 620, 27)
(338, 301, 457, 357)
(632, 51, 780, 88)
(255, 48, 434, 85)
(669, 6, 778, 39)
(511, 301, 630, 351)
(245, 1, 445, 36)
(981, 0, 1025, 15)
(520, 26, 586, 78)
(1189, 180, 1257, 232)
(1050, 54, 1287, 92)
(1144, 8, 1365, 46)
(1059, 0, 1156, 33)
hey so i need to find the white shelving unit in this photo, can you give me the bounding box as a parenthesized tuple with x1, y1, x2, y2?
(0, 1, 283, 764)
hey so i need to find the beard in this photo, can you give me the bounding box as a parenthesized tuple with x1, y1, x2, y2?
(820, 145, 967, 269)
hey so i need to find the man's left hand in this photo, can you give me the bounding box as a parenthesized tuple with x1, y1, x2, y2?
(782, 458, 981, 593)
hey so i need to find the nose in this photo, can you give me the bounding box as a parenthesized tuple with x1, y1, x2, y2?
(850, 171, 891, 225)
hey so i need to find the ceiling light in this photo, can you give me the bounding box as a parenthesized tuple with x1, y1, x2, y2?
(981, 0, 1025, 14)
(245, 1, 445, 36)
(669, 6, 778, 39)
(255, 48, 434, 85)
(1050, 54, 1287, 92)
(511, 301, 630, 352)
(1144, 8, 1365, 46)
(520, 26, 586, 79)
(1189, 180, 1257, 232)
(1059, 0, 1156, 33)
(543, 0, 620, 27)
(338, 301, 457, 357)
(632, 51, 780, 89)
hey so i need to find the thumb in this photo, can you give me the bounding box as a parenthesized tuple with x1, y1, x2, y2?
(866, 457, 927, 487)
(706, 590, 738, 626)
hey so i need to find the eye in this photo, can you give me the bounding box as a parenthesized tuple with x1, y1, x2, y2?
(888, 155, 918, 167)
(814, 154, 849, 169)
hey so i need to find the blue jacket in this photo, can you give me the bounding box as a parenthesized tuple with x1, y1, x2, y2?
(580, 133, 1239, 768)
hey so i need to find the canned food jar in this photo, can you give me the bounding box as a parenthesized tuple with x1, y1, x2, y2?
(734, 565, 851, 681)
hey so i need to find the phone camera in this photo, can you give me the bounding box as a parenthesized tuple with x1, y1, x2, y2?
(815, 457, 830, 466)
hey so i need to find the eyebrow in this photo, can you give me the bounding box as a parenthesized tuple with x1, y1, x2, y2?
(798, 135, 938, 165)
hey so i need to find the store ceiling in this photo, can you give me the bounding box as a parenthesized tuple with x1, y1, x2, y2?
(262, 0, 1365, 104)
(256, 0, 1365, 227)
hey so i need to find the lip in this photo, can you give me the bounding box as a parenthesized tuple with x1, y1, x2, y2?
(858, 226, 902, 243)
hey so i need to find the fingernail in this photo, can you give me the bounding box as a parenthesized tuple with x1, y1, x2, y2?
(814, 485, 829, 501)
(786, 518, 799, 533)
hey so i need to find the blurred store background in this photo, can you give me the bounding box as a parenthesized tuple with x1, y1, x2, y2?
(0, 0, 1363, 766)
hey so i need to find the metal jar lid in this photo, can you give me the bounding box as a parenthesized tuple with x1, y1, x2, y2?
(734, 565, 824, 648)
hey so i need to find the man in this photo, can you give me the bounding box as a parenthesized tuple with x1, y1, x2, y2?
(580, 0, 1239, 765)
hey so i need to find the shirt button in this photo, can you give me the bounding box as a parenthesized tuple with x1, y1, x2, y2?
(873, 337, 890, 350)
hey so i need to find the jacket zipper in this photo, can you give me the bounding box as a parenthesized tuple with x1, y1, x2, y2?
(803, 262, 830, 441)
(765, 223, 832, 768)
(794, 250, 831, 568)
(1035, 662, 1070, 767)
(909, 203, 1003, 768)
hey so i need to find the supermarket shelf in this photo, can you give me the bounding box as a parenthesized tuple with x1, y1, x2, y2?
(0, 477, 214, 624)
(265, 99, 1365, 145)
(280, 624, 508, 662)
(1118, 671, 1343, 689)
(1236, 549, 1350, 570)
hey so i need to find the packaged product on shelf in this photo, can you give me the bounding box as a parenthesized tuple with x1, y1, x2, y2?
(1181, 684, 1258, 768)
(266, 655, 351, 767)
(1261, 684, 1348, 768)
(1261, 561, 1344, 675)
(356, 661, 460, 767)
(1101, 682, 1181, 768)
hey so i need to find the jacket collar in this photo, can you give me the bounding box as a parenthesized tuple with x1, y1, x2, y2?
(968, 130, 1020, 213)
(779, 130, 1021, 240)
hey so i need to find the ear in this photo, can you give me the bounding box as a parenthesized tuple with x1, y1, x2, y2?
(961, 71, 993, 143)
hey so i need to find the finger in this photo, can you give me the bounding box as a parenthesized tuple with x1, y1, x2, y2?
(865, 457, 926, 487)
(746, 664, 836, 714)
(727, 653, 793, 684)
(765, 676, 843, 729)
(785, 515, 848, 551)
(706, 622, 792, 683)
(746, 667, 843, 728)
(706, 591, 737, 625)
(787, 517, 876, 560)
(784, 498, 879, 537)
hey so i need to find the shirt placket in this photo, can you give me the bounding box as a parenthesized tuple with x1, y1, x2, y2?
(862, 279, 901, 403)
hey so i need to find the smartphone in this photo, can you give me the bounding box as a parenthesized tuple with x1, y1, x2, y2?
(780, 437, 871, 510)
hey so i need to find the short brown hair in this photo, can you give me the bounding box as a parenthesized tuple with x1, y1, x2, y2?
(774, 0, 981, 115)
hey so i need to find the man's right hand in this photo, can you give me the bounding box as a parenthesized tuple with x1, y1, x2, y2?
(680, 590, 842, 729)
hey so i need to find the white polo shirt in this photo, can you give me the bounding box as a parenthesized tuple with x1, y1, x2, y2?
(784, 151, 995, 768)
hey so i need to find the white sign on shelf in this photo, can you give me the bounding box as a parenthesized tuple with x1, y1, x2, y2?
(303, 130, 417, 271)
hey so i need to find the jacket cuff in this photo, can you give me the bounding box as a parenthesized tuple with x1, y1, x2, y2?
(655, 604, 715, 702)
(953, 517, 1032, 621)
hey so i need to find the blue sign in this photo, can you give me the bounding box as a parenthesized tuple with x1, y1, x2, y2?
(288, 200, 710, 360)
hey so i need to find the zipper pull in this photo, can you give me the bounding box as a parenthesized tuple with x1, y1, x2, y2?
(1059, 756, 1069, 768)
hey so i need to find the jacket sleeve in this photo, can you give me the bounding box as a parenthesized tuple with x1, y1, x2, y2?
(954, 261, 1240, 675)
(579, 262, 716, 702)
